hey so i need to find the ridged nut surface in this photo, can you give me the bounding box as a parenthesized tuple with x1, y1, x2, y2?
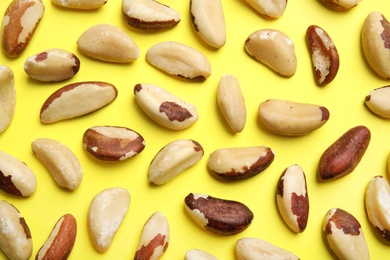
(0, 66, 16, 134)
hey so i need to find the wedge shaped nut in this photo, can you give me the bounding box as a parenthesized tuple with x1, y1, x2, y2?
(323, 208, 370, 260)
(88, 187, 130, 253)
(0, 66, 16, 134)
(122, 0, 181, 31)
(134, 83, 198, 130)
(185, 249, 218, 260)
(258, 99, 330, 136)
(320, 0, 361, 10)
(245, 29, 296, 77)
(146, 41, 212, 81)
(77, 24, 140, 63)
(134, 211, 170, 259)
(40, 81, 118, 123)
(244, 0, 287, 19)
(148, 139, 204, 185)
(235, 237, 299, 260)
(52, 0, 107, 9)
(365, 85, 390, 118)
(31, 138, 83, 190)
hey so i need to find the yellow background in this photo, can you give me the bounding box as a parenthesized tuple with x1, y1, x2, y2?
(1, 0, 390, 259)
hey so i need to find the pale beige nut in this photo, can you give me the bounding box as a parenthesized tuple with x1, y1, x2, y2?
(190, 0, 226, 48)
(36, 214, 77, 260)
(306, 25, 339, 86)
(134, 211, 170, 259)
(258, 99, 330, 136)
(83, 125, 145, 161)
(323, 208, 370, 260)
(320, 0, 361, 10)
(245, 29, 296, 77)
(1, 0, 45, 57)
(146, 41, 212, 81)
(207, 146, 275, 181)
(134, 83, 198, 130)
(122, 0, 181, 31)
(148, 139, 204, 185)
(365, 85, 390, 118)
(362, 11, 390, 79)
(88, 187, 130, 253)
(244, 0, 287, 19)
(52, 0, 107, 9)
(185, 249, 218, 260)
(217, 74, 246, 133)
(276, 164, 309, 233)
(24, 48, 80, 82)
(40, 81, 118, 123)
(0, 65, 16, 134)
(31, 138, 83, 190)
(77, 24, 140, 63)
(235, 237, 299, 260)
(0, 150, 37, 197)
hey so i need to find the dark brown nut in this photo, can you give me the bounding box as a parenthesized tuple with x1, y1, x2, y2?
(320, 0, 361, 11)
(318, 125, 370, 181)
(365, 85, 390, 118)
(323, 208, 370, 259)
(122, 0, 181, 31)
(207, 146, 274, 181)
(36, 214, 77, 260)
(244, 0, 287, 19)
(52, 0, 107, 9)
(184, 193, 254, 235)
(83, 125, 145, 161)
(306, 25, 339, 86)
(0, 65, 16, 134)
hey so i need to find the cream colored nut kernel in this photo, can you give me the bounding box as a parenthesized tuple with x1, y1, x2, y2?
(24, 48, 80, 82)
(146, 41, 212, 81)
(185, 249, 218, 260)
(1, 0, 45, 57)
(190, 0, 226, 48)
(40, 81, 118, 123)
(217, 74, 246, 133)
(244, 0, 287, 19)
(365, 85, 390, 118)
(323, 208, 370, 260)
(122, 0, 181, 31)
(149, 139, 204, 185)
(258, 99, 330, 136)
(207, 146, 274, 181)
(0, 65, 16, 134)
(0, 150, 37, 197)
(52, 0, 107, 9)
(36, 214, 77, 260)
(321, 0, 361, 10)
(31, 138, 83, 190)
(88, 187, 130, 253)
(134, 83, 198, 130)
(0, 200, 32, 260)
(362, 11, 390, 79)
(235, 237, 299, 260)
(77, 24, 140, 63)
(134, 211, 170, 259)
(245, 29, 297, 77)
(276, 164, 309, 233)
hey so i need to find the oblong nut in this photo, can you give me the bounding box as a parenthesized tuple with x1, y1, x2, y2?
(36, 213, 77, 260)
(134, 211, 170, 259)
(318, 125, 370, 181)
(258, 99, 330, 136)
(24, 48, 80, 82)
(320, 0, 361, 11)
(31, 138, 83, 190)
(40, 81, 118, 123)
(235, 237, 299, 260)
(184, 193, 254, 235)
(146, 41, 212, 81)
(122, 0, 181, 31)
(1, 0, 45, 57)
(245, 29, 297, 77)
(190, 0, 226, 48)
(323, 208, 370, 260)
(0, 150, 37, 197)
(207, 146, 275, 181)
(134, 83, 198, 130)
(306, 25, 339, 86)
(276, 164, 309, 233)
(0, 65, 16, 134)
(362, 11, 390, 79)
(0, 200, 32, 260)
(244, 0, 287, 19)
(77, 24, 140, 63)
(217, 74, 246, 133)
(88, 187, 130, 253)
(148, 139, 204, 185)
(185, 249, 218, 260)
(365, 85, 390, 118)
(52, 0, 107, 9)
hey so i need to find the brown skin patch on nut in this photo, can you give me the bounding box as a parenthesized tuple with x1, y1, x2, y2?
(72, 54, 81, 75)
(19, 217, 32, 239)
(380, 15, 390, 49)
(123, 15, 178, 31)
(326, 208, 361, 235)
(0, 171, 22, 196)
(159, 101, 193, 122)
(291, 192, 309, 231)
(134, 83, 143, 93)
(134, 233, 168, 260)
(320, 107, 330, 121)
(191, 140, 203, 154)
(376, 226, 390, 241)
(35, 51, 48, 62)
(276, 170, 286, 197)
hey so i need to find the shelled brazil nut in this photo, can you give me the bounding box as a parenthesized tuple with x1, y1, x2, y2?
(52, 0, 107, 9)
(365, 85, 390, 118)
(0, 65, 15, 134)
(185, 249, 217, 260)
(244, 0, 287, 19)
(320, 0, 361, 11)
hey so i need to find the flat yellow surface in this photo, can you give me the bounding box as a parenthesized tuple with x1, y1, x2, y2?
(1, 0, 390, 259)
